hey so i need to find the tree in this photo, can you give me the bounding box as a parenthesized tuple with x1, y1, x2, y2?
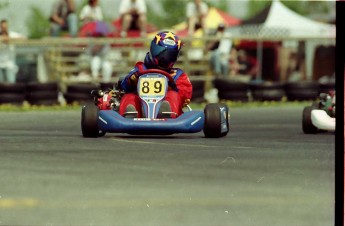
(147, 0, 229, 30)
(26, 6, 50, 39)
(147, 0, 186, 29)
(246, 0, 333, 20)
(246, 1, 270, 19)
(0, 0, 9, 10)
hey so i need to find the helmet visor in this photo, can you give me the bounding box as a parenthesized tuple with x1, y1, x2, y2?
(151, 43, 179, 69)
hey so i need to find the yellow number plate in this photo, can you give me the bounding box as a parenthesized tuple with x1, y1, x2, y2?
(139, 77, 166, 96)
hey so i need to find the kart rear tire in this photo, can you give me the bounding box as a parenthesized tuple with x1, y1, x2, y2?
(203, 103, 229, 138)
(81, 104, 104, 138)
(302, 106, 318, 134)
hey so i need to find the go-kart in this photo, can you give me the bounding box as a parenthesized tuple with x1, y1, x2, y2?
(302, 90, 335, 134)
(81, 69, 230, 138)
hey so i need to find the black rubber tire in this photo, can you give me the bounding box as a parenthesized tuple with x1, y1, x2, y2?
(319, 81, 335, 94)
(67, 83, 99, 93)
(251, 89, 285, 101)
(302, 106, 318, 134)
(81, 104, 103, 138)
(203, 103, 229, 138)
(218, 90, 249, 102)
(285, 81, 319, 101)
(26, 91, 58, 101)
(213, 78, 250, 91)
(0, 83, 26, 93)
(250, 82, 285, 101)
(191, 96, 206, 104)
(214, 78, 250, 101)
(192, 88, 205, 99)
(64, 92, 93, 104)
(0, 93, 25, 104)
(27, 99, 59, 106)
(190, 80, 205, 100)
(286, 90, 319, 101)
(191, 80, 205, 90)
(26, 82, 59, 92)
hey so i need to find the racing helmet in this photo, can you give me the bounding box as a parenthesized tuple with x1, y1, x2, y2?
(149, 31, 182, 69)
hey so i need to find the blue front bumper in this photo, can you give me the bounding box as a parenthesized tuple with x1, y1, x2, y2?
(98, 110, 205, 134)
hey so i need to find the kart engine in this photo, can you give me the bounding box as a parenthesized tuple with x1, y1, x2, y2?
(91, 89, 124, 111)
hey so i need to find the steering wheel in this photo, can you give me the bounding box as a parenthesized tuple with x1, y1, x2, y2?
(136, 69, 175, 85)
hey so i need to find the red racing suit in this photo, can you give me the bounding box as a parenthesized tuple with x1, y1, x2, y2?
(119, 62, 192, 118)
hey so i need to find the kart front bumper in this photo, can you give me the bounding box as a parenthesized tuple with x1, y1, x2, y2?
(311, 109, 335, 132)
(98, 110, 205, 135)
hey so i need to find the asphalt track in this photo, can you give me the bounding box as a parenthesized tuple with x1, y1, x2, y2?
(0, 106, 335, 226)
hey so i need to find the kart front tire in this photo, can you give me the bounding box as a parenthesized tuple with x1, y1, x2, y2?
(302, 106, 318, 134)
(203, 103, 229, 138)
(81, 104, 104, 137)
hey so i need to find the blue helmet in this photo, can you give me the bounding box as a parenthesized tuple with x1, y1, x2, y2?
(149, 31, 182, 69)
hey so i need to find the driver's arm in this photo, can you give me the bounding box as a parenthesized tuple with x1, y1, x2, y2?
(175, 73, 193, 104)
(121, 68, 139, 93)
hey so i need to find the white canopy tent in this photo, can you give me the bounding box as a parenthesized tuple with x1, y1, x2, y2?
(227, 0, 335, 80)
(256, 0, 335, 38)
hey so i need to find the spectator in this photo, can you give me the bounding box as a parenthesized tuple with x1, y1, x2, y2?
(237, 49, 258, 80)
(50, 0, 78, 37)
(229, 47, 240, 76)
(79, 0, 111, 82)
(86, 37, 113, 82)
(206, 24, 232, 77)
(79, 0, 104, 24)
(0, 19, 18, 84)
(119, 0, 147, 38)
(186, 0, 208, 36)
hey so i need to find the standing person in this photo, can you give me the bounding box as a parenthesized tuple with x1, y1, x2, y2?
(86, 39, 113, 83)
(50, 0, 78, 37)
(0, 19, 18, 84)
(119, 31, 192, 118)
(79, 0, 103, 24)
(118, 0, 147, 38)
(186, 0, 208, 36)
(229, 47, 240, 76)
(80, 0, 111, 82)
(206, 24, 232, 77)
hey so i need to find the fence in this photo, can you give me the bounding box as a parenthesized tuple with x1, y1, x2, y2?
(11, 36, 335, 81)
(11, 37, 219, 84)
(7, 36, 335, 104)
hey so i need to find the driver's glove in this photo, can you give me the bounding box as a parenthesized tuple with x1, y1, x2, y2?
(168, 80, 177, 91)
(183, 98, 190, 107)
(129, 72, 139, 84)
